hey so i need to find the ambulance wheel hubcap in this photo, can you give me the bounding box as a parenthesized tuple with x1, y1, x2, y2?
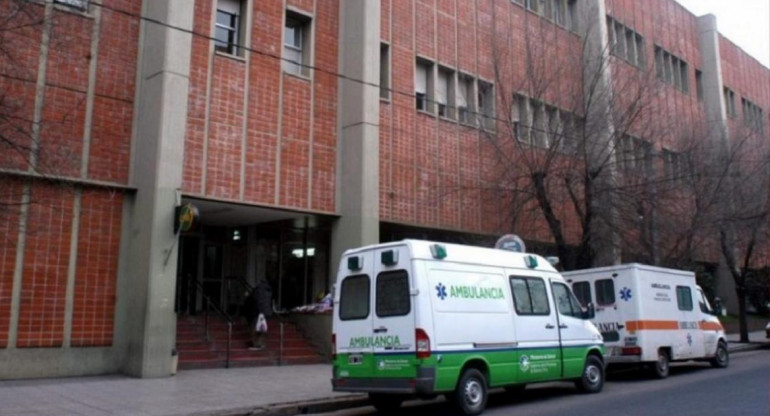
(657, 356, 668, 371)
(464, 380, 483, 406)
(717, 347, 727, 362)
(586, 365, 601, 385)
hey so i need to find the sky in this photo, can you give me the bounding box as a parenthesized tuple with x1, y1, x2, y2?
(674, 0, 770, 68)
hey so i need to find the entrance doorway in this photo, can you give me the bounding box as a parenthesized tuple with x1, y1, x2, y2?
(174, 199, 333, 318)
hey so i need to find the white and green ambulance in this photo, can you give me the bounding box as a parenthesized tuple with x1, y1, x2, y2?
(331, 240, 605, 415)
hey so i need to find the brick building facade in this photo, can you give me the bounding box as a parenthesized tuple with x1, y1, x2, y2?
(0, 0, 766, 379)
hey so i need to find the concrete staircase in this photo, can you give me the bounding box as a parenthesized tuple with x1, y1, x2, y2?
(176, 315, 327, 370)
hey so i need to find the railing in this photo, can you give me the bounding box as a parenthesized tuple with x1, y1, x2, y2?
(193, 280, 233, 368)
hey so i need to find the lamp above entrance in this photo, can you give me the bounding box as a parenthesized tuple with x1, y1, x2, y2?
(175, 203, 200, 234)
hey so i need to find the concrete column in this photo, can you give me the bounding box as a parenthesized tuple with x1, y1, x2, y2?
(697, 15, 737, 312)
(122, 0, 194, 378)
(330, 1, 381, 275)
(578, 0, 621, 266)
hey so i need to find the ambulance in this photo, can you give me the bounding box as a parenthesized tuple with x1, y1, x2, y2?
(563, 264, 729, 378)
(331, 240, 605, 415)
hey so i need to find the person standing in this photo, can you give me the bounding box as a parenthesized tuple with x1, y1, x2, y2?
(244, 280, 273, 350)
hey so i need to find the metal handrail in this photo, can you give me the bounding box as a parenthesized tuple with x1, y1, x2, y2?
(192, 280, 233, 368)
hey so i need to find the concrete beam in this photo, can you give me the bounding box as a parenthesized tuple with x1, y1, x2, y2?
(330, 0, 381, 278)
(121, 0, 194, 378)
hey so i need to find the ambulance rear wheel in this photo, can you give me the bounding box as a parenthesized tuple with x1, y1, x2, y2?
(652, 349, 670, 379)
(368, 393, 403, 413)
(710, 341, 729, 368)
(576, 355, 604, 393)
(453, 368, 488, 415)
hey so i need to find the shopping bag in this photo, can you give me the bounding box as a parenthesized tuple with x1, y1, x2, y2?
(256, 313, 268, 333)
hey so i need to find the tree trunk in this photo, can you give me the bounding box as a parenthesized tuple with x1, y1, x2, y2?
(736, 284, 749, 343)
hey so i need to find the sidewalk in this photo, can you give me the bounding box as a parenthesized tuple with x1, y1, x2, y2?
(1, 333, 766, 416)
(0, 364, 360, 416)
(725, 330, 769, 352)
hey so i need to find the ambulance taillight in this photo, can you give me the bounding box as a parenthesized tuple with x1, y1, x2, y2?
(416, 329, 431, 359)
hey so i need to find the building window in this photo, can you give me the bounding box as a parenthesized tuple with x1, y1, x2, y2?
(654, 45, 689, 93)
(54, 0, 89, 10)
(566, 0, 577, 31)
(415, 59, 434, 113)
(742, 98, 765, 133)
(380, 43, 390, 100)
(215, 0, 244, 56)
(608, 17, 644, 68)
(458, 74, 475, 125)
(283, 12, 312, 77)
(437, 67, 455, 119)
(525, 0, 538, 13)
(724, 87, 736, 118)
(695, 70, 704, 102)
(478, 80, 495, 130)
(511, 94, 528, 142)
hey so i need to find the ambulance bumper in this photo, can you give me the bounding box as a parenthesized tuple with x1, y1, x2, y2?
(605, 355, 642, 364)
(331, 367, 435, 395)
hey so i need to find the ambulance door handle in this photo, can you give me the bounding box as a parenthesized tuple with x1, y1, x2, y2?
(374, 327, 388, 334)
(559, 324, 568, 329)
(545, 324, 555, 329)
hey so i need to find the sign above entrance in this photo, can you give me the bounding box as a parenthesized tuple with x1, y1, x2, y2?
(175, 203, 200, 234)
(495, 234, 526, 253)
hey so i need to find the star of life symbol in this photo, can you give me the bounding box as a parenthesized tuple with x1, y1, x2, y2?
(519, 355, 530, 373)
(620, 287, 632, 301)
(687, 333, 692, 346)
(436, 283, 448, 300)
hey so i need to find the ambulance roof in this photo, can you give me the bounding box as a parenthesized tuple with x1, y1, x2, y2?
(562, 263, 694, 278)
(342, 239, 559, 273)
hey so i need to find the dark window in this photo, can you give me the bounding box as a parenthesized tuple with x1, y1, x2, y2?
(595, 279, 616, 305)
(572, 281, 592, 307)
(376, 271, 410, 317)
(553, 283, 583, 318)
(698, 289, 712, 314)
(510, 276, 550, 315)
(339, 275, 370, 320)
(380, 43, 390, 100)
(676, 286, 693, 311)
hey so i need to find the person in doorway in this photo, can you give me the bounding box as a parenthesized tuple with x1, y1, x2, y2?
(243, 280, 273, 350)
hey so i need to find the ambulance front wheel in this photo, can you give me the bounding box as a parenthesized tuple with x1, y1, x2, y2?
(710, 341, 729, 368)
(576, 355, 604, 393)
(453, 368, 488, 415)
(368, 393, 403, 413)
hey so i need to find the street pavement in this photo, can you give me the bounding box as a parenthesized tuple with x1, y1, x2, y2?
(0, 331, 765, 416)
(311, 348, 770, 416)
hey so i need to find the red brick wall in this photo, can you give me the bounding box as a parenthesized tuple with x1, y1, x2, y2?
(0, 181, 23, 349)
(17, 185, 74, 348)
(380, 0, 584, 239)
(0, 0, 138, 348)
(184, 0, 339, 213)
(71, 191, 122, 347)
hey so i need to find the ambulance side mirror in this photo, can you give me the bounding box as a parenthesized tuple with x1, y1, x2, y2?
(583, 303, 595, 320)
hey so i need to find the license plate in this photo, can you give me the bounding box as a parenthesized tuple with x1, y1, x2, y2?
(348, 354, 363, 365)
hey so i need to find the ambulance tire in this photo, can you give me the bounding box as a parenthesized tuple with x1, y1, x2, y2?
(368, 393, 403, 413)
(576, 355, 604, 394)
(651, 349, 670, 379)
(710, 341, 729, 368)
(453, 368, 488, 416)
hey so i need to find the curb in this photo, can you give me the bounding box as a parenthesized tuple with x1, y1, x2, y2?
(180, 394, 370, 416)
(727, 342, 769, 353)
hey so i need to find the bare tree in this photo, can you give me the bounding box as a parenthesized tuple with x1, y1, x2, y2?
(473, 4, 684, 270)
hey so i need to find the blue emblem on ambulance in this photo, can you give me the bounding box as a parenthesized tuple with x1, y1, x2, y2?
(436, 283, 448, 300)
(620, 287, 632, 301)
